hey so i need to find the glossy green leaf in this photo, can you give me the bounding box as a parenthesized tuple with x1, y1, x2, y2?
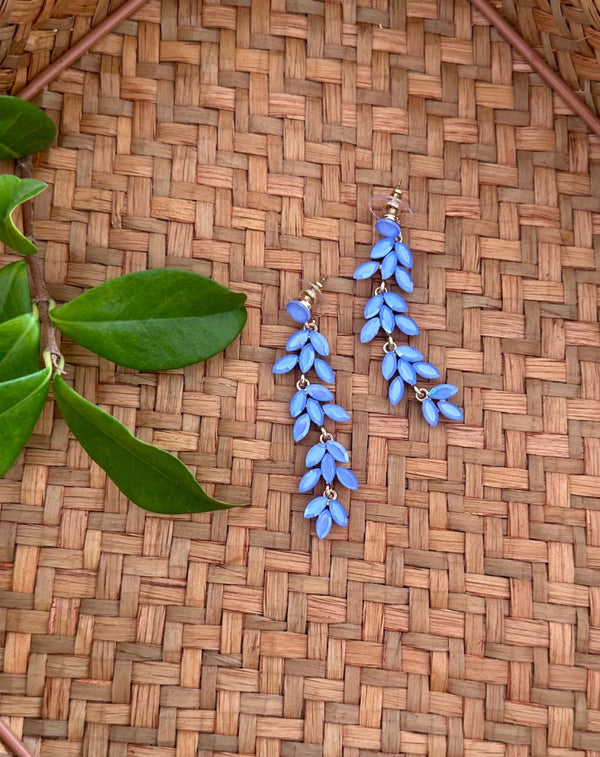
(50, 269, 247, 370)
(0, 96, 56, 159)
(0, 363, 51, 476)
(0, 259, 32, 322)
(53, 374, 244, 514)
(0, 311, 40, 381)
(0, 175, 47, 255)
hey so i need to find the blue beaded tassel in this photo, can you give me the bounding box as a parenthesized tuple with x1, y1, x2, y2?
(273, 280, 358, 539)
(355, 188, 464, 426)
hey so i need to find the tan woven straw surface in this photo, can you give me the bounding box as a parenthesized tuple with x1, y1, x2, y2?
(501, 0, 600, 115)
(1, 0, 600, 755)
(0, 0, 131, 92)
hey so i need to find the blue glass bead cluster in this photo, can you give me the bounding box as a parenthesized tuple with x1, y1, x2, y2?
(354, 213, 463, 426)
(273, 299, 358, 539)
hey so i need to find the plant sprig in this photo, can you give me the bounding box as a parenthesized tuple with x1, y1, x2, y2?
(0, 96, 248, 514)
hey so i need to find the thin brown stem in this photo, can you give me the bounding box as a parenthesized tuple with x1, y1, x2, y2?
(17, 158, 62, 370)
(0, 719, 35, 757)
(13, 2, 151, 370)
(16, 0, 149, 101)
(468, 0, 600, 140)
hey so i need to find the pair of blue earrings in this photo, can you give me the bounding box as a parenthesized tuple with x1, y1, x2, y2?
(273, 188, 463, 539)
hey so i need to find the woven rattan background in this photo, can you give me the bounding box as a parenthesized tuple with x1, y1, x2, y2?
(1, 0, 600, 755)
(500, 0, 600, 116)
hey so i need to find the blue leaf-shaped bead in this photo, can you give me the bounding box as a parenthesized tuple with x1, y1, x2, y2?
(314, 359, 334, 384)
(398, 359, 417, 385)
(379, 305, 395, 334)
(370, 237, 395, 260)
(329, 499, 348, 527)
(299, 343, 316, 372)
(326, 440, 349, 463)
(286, 300, 311, 323)
(437, 400, 464, 421)
(323, 404, 350, 422)
(388, 376, 404, 405)
(286, 330, 309, 352)
(395, 241, 413, 268)
(307, 384, 333, 402)
(395, 345, 423, 363)
(422, 397, 439, 426)
(428, 383, 458, 400)
(306, 397, 324, 425)
(382, 350, 397, 380)
(353, 260, 379, 280)
(321, 453, 336, 483)
(380, 251, 397, 280)
(395, 266, 414, 292)
(364, 293, 383, 319)
(293, 413, 311, 441)
(414, 361, 441, 380)
(395, 314, 419, 335)
(315, 509, 333, 539)
(360, 317, 380, 343)
(290, 389, 307, 417)
(299, 467, 322, 492)
(273, 354, 298, 374)
(304, 496, 328, 519)
(310, 330, 330, 356)
(375, 217, 401, 237)
(336, 467, 359, 490)
(383, 291, 407, 313)
(306, 442, 327, 468)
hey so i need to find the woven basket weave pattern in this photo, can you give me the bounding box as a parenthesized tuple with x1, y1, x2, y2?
(0, 0, 599, 755)
(502, 0, 600, 114)
(0, 0, 128, 91)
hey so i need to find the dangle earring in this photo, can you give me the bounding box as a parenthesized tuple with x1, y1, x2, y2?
(273, 279, 358, 539)
(354, 187, 464, 426)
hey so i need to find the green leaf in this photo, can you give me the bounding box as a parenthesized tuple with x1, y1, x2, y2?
(50, 269, 247, 370)
(0, 175, 47, 256)
(0, 259, 32, 321)
(0, 311, 40, 381)
(0, 364, 51, 476)
(53, 374, 243, 514)
(0, 96, 56, 159)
